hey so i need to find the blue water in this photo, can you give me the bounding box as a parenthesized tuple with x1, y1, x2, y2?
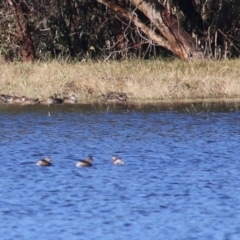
(0, 104, 240, 240)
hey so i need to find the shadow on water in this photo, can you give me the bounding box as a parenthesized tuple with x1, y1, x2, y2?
(0, 100, 239, 113)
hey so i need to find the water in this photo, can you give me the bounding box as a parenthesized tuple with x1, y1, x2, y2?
(0, 104, 240, 240)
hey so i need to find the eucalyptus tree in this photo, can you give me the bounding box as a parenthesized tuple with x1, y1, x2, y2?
(97, 0, 240, 60)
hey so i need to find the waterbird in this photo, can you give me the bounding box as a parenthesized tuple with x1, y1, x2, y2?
(47, 96, 63, 104)
(21, 96, 40, 105)
(63, 94, 78, 104)
(12, 96, 26, 104)
(103, 92, 128, 103)
(0, 94, 9, 102)
(0, 96, 6, 103)
(112, 155, 125, 165)
(76, 156, 93, 167)
(3, 95, 22, 104)
(36, 157, 52, 166)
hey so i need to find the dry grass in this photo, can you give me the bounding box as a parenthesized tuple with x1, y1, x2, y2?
(0, 59, 240, 103)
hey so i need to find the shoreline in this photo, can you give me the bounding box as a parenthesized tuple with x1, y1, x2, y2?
(1, 96, 240, 104)
(0, 98, 239, 112)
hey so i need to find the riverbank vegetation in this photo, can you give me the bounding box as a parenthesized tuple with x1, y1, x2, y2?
(1, 59, 240, 103)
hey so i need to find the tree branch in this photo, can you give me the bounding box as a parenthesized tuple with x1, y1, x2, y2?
(97, 0, 173, 52)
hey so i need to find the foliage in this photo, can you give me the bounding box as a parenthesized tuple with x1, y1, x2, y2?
(1, 0, 240, 61)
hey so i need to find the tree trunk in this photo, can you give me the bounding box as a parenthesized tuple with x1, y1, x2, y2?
(97, 0, 204, 60)
(9, 0, 35, 62)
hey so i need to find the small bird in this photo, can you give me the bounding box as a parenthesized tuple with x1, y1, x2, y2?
(0, 94, 8, 102)
(21, 96, 40, 105)
(63, 93, 78, 104)
(103, 92, 128, 103)
(1, 94, 14, 103)
(36, 157, 52, 166)
(76, 156, 93, 167)
(112, 155, 125, 165)
(0, 96, 6, 103)
(12, 96, 25, 104)
(47, 96, 63, 104)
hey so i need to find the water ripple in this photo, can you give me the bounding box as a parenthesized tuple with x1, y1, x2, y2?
(0, 109, 240, 239)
